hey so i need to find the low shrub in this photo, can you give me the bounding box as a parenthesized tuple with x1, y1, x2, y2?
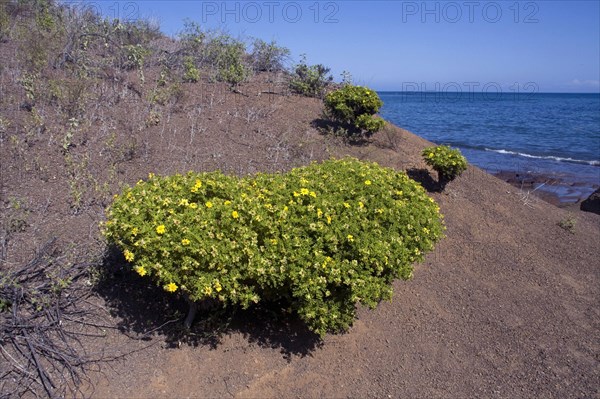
(182, 56, 200, 83)
(204, 33, 250, 88)
(557, 217, 576, 234)
(179, 20, 205, 56)
(288, 55, 333, 98)
(324, 85, 385, 137)
(103, 159, 444, 337)
(250, 38, 290, 72)
(422, 145, 468, 190)
(123, 44, 150, 71)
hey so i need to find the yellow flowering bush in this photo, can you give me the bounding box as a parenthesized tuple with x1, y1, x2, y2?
(102, 158, 444, 337)
(324, 85, 385, 138)
(422, 145, 468, 190)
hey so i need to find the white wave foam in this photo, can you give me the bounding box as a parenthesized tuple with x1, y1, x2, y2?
(484, 148, 600, 166)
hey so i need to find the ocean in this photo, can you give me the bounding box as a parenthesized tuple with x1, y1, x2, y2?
(378, 92, 600, 202)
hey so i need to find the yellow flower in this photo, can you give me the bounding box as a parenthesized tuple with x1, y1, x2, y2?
(231, 211, 239, 219)
(179, 198, 189, 206)
(317, 208, 323, 218)
(326, 215, 332, 224)
(270, 238, 278, 245)
(189, 203, 198, 209)
(293, 191, 300, 197)
(358, 201, 364, 209)
(214, 280, 222, 292)
(309, 191, 317, 198)
(156, 225, 166, 234)
(134, 265, 147, 276)
(365, 180, 372, 185)
(205, 201, 213, 208)
(164, 282, 178, 293)
(181, 238, 191, 246)
(203, 286, 213, 296)
(148, 172, 155, 179)
(300, 188, 309, 195)
(347, 234, 354, 242)
(124, 249, 135, 262)
(224, 200, 231, 206)
(191, 179, 202, 193)
(343, 202, 350, 208)
(428, 153, 434, 158)
(131, 227, 139, 236)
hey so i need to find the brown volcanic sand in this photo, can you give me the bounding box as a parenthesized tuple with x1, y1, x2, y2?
(84, 86, 599, 398)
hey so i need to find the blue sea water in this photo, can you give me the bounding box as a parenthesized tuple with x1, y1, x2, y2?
(378, 92, 600, 202)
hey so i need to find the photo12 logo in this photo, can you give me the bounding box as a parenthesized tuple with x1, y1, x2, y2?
(200, 1, 340, 24)
(401, 1, 540, 23)
(400, 81, 539, 101)
(67, 1, 141, 22)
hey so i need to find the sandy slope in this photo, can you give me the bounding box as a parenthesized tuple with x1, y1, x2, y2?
(88, 119, 600, 398)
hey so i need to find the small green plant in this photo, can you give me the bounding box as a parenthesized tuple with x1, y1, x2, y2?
(557, 217, 576, 234)
(19, 73, 38, 102)
(123, 44, 150, 70)
(123, 44, 150, 82)
(324, 85, 385, 138)
(103, 158, 444, 337)
(422, 145, 468, 191)
(250, 38, 290, 72)
(61, 118, 79, 152)
(182, 56, 200, 83)
(0, 3, 9, 42)
(0, 298, 11, 313)
(145, 110, 161, 127)
(289, 55, 333, 98)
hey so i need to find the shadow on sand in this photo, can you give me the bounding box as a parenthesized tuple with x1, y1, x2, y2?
(94, 246, 322, 360)
(406, 168, 440, 193)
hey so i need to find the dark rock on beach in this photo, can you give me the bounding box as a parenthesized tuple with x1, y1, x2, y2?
(580, 188, 600, 214)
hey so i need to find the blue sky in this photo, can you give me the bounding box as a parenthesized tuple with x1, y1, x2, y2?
(76, 1, 599, 93)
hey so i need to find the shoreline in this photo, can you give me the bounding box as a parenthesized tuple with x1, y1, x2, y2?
(492, 170, 598, 208)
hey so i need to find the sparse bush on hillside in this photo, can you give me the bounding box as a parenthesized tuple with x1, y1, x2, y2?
(195, 32, 250, 88)
(182, 56, 200, 83)
(103, 158, 444, 337)
(289, 55, 333, 98)
(45, 77, 89, 119)
(422, 145, 468, 190)
(179, 19, 205, 56)
(324, 85, 385, 138)
(123, 44, 150, 71)
(250, 38, 290, 72)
